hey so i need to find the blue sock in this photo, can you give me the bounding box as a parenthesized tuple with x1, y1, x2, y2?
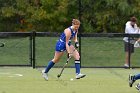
(134, 74, 140, 80)
(44, 61, 55, 73)
(75, 60, 80, 75)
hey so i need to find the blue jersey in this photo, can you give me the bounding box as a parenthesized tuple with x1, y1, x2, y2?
(55, 26, 77, 52)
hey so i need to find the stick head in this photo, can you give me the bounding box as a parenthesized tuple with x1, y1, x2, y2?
(57, 74, 61, 78)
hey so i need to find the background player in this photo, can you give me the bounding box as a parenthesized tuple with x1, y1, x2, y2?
(123, 16, 139, 68)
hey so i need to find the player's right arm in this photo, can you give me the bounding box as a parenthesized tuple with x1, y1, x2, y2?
(64, 29, 71, 54)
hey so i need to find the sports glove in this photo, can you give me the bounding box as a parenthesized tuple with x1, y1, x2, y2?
(75, 42, 79, 48)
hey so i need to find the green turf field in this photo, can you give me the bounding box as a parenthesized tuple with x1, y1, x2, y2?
(0, 67, 140, 93)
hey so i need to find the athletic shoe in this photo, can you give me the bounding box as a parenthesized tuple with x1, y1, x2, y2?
(76, 73, 86, 79)
(129, 74, 135, 87)
(135, 83, 140, 92)
(42, 70, 48, 81)
(124, 64, 129, 68)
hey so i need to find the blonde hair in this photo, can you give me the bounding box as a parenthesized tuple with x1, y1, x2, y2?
(72, 19, 80, 25)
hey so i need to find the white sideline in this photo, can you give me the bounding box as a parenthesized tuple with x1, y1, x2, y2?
(0, 72, 23, 77)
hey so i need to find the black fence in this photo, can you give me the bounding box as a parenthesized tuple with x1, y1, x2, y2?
(0, 32, 140, 68)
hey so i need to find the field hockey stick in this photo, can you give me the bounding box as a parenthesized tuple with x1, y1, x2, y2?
(0, 42, 5, 47)
(57, 49, 76, 78)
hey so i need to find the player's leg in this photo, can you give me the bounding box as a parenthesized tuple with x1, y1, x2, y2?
(124, 42, 134, 68)
(124, 52, 129, 67)
(136, 83, 140, 91)
(129, 74, 136, 87)
(133, 74, 140, 80)
(42, 51, 64, 80)
(124, 42, 129, 67)
(129, 73, 140, 87)
(69, 45, 86, 79)
(44, 51, 64, 72)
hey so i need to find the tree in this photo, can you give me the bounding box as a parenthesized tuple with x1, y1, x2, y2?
(0, 0, 140, 32)
(81, 0, 140, 33)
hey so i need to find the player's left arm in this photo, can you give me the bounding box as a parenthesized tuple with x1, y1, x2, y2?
(73, 32, 79, 48)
